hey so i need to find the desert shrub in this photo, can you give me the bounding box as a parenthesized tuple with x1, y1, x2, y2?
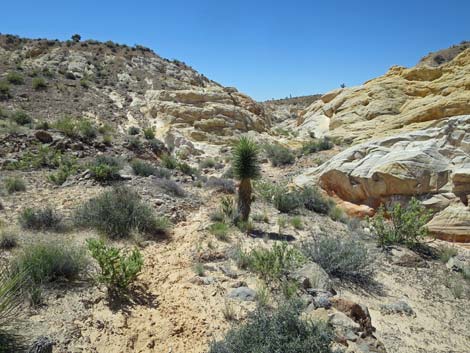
(155, 178, 185, 197)
(54, 116, 78, 137)
(131, 159, 156, 177)
(0, 81, 11, 98)
(199, 158, 216, 169)
(79, 78, 90, 88)
(19, 207, 64, 231)
(102, 134, 113, 145)
(97, 123, 113, 135)
(439, 245, 458, 264)
(154, 166, 171, 179)
(6, 145, 63, 170)
(87, 238, 143, 294)
(177, 161, 197, 176)
(161, 153, 177, 169)
(290, 216, 303, 230)
(48, 155, 78, 185)
(247, 242, 304, 284)
(220, 196, 236, 220)
(88, 155, 121, 182)
(254, 180, 284, 202)
(77, 120, 97, 141)
(32, 77, 47, 90)
(193, 262, 205, 276)
(369, 198, 431, 248)
(301, 137, 333, 155)
(209, 222, 230, 241)
(301, 234, 374, 284)
(127, 126, 140, 135)
(12, 242, 86, 284)
(143, 127, 155, 140)
(4, 177, 26, 194)
(148, 138, 166, 155)
(209, 300, 334, 353)
(74, 187, 167, 239)
(264, 144, 295, 166)
(35, 120, 50, 130)
(302, 186, 334, 214)
(6, 72, 23, 85)
(273, 190, 304, 213)
(126, 136, 142, 151)
(10, 110, 32, 125)
(206, 177, 236, 194)
(0, 231, 18, 250)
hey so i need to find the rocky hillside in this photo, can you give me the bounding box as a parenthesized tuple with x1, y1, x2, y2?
(0, 34, 269, 147)
(295, 44, 470, 143)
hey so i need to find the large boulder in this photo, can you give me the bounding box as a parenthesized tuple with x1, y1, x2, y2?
(296, 115, 470, 241)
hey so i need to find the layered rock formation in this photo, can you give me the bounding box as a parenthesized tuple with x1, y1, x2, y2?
(296, 115, 470, 241)
(296, 46, 470, 143)
(0, 34, 269, 144)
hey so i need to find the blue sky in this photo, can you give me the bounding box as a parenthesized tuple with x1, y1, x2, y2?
(2, 0, 469, 100)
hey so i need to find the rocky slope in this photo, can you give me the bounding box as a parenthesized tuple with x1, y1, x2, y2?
(0, 34, 269, 146)
(295, 43, 470, 143)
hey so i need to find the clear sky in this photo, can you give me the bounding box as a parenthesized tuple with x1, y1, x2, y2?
(2, 0, 469, 100)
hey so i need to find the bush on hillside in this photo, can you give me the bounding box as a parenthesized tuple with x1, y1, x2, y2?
(88, 155, 121, 182)
(264, 143, 296, 166)
(19, 207, 64, 232)
(209, 300, 334, 353)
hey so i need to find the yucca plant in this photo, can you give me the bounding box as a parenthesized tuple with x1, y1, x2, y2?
(0, 263, 27, 330)
(232, 137, 261, 222)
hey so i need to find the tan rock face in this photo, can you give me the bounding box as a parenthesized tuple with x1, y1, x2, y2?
(141, 88, 269, 144)
(426, 202, 470, 242)
(297, 115, 470, 241)
(296, 49, 470, 143)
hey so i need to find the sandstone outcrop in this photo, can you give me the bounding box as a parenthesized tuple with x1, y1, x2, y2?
(296, 48, 470, 143)
(296, 115, 470, 241)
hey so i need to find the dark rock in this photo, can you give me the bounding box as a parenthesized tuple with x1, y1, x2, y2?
(290, 262, 332, 292)
(35, 130, 53, 143)
(28, 336, 54, 353)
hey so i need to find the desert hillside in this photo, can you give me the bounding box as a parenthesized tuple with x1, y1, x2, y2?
(0, 35, 469, 353)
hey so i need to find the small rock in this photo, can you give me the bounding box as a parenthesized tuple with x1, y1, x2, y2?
(227, 287, 256, 301)
(191, 276, 215, 285)
(446, 257, 465, 272)
(35, 130, 53, 143)
(230, 280, 247, 288)
(390, 247, 427, 268)
(380, 300, 415, 316)
(220, 266, 238, 279)
(28, 336, 54, 353)
(328, 312, 361, 332)
(290, 262, 332, 292)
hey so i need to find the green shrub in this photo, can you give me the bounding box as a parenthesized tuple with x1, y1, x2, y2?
(301, 234, 374, 284)
(131, 159, 157, 177)
(155, 179, 185, 197)
(79, 78, 90, 88)
(32, 77, 47, 90)
(13, 242, 86, 284)
(35, 120, 50, 130)
(369, 198, 431, 248)
(88, 155, 121, 182)
(209, 300, 334, 353)
(193, 262, 205, 276)
(102, 134, 113, 145)
(247, 242, 304, 284)
(209, 222, 230, 241)
(199, 158, 216, 169)
(97, 123, 113, 135)
(302, 186, 334, 215)
(19, 207, 64, 231)
(439, 245, 458, 264)
(0, 81, 11, 98)
(48, 155, 78, 185)
(78, 120, 97, 141)
(126, 136, 142, 151)
(148, 138, 166, 155)
(273, 190, 304, 213)
(161, 153, 177, 169)
(87, 238, 143, 294)
(264, 144, 295, 166)
(206, 177, 236, 194)
(10, 110, 32, 126)
(6, 72, 24, 85)
(54, 117, 97, 140)
(301, 137, 333, 155)
(177, 161, 197, 176)
(143, 127, 155, 140)
(0, 231, 18, 250)
(6, 145, 63, 170)
(290, 216, 303, 230)
(4, 177, 26, 194)
(127, 126, 140, 135)
(74, 186, 167, 239)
